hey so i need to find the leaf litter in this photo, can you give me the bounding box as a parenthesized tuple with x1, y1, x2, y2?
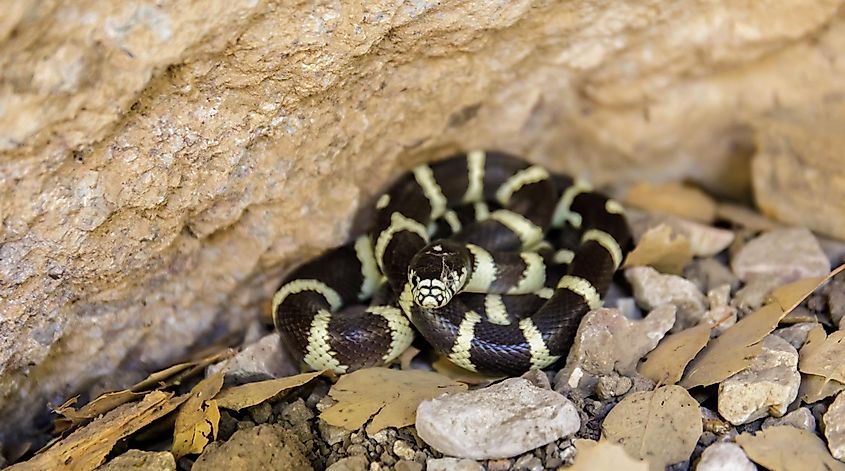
(622, 223, 693, 275)
(736, 426, 845, 471)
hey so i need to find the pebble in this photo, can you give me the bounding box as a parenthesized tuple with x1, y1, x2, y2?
(684, 258, 740, 294)
(626, 266, 706, 331)
(327, 455, 369, 471)
(320, 420, 352, 446)
(206, 333, 298, 384)
(393, 440, 416, 461)
(513, 454, 543, 471)
(626, 210, 734, 257)
(426, 457, 484, 471)
(828, 277, 845, 327)
(247, 401, 272, 424)
(772, 322, 818, 350)
(762, 407, 816, 431)
(485, 458, 513, 471)
(824, 392, 845, 460)
(731, 274, 784, 313)
(520, 368, 551, 390)
(595, 374, 633, 400)
(730, 227, 830, 283)
(696, 442, 755, 471)
(96, 450, 176, 471)
(699, 305, 737, 336)
(416, 378, 580, 459)
(193, 424, 312, 471)
(555, 306, 675, 393)
(394, 460, 423, 471)
(718, 335, 800, 425)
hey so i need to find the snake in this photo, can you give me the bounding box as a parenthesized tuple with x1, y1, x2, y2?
(272, 151, 631, 375)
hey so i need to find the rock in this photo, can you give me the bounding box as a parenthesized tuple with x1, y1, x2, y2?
(731, 275, 784, 313)
(828, 277, 845, 327)
(393, 440, 416, 461)
(824, 392, 845, 460)
(193, 424, 312, 471)
(762, 407, 816, 431)
(718, 335, 800, 425)
(486, 459, 514, 471)
(319, 420, 350, 446)
(426, 458, 484, 471)
(626, 266, 706, 331)
(3, 0, 845, 446)
(730, 228, 830, 283)
(395, 460, 423, 471)
(595, 374, 633, 400)
(707, 284, 732, 308)
(326, 456, 369, 471)
(416, 378, 579, 459)
(520, 369, 551, 390)
(554, 306, 675, 393)
(685, 258, 740, 295)
(696, 443, 755, 471)
(513, 454, 544, 471)
(627, 210, 735, 257)
(207, 333, 298, 384)
(96, 450, 176, 471)
(700, 306, 737, 336)
(772, 322, 817, 350)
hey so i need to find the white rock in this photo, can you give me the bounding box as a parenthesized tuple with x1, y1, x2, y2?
(731, 274, 784, 313)
(772, 322, 818, 350)
(718, 335, 800, 425)
(696, 442, 755, 471)
(824, 392, 845, 460)
(426, 458, 484, 471)
(416, 378, 580, 460)
(762, 407, 816, 431)
(626, 266, 705, 331)
(700, 305, 737, 336)
(207, 333, 297, 384)
(554, 306, 675, 393)
(730, 227, 830, 283)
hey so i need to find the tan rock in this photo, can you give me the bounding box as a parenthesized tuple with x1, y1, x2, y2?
(1, 0, 844, 443)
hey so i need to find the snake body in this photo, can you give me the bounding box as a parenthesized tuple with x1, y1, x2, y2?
(272, 151, 631, 375)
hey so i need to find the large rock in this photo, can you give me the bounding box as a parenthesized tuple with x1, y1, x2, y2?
(193, 424, 312, 471)
(2, 0, 845, 444)
(415, 378, 580, 459)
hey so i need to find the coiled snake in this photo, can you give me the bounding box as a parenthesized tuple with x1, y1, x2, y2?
(272, 151, 631, 375)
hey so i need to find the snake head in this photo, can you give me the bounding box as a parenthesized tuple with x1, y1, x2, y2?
(409, 240, 470, 309)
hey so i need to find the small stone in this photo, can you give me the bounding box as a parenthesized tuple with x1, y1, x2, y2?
(762, 407, 816, 431)
(696, 442, 755, 471)
(595, 374, 633, 400)
(707, 284, 731, 308)
(731, 274, 784, 313)
(320, 420, 352, 446)
(685, 258, 740, 294)
(718, 335, 800, 425)
(96, 450, 176, 471)
(626, 266, 706, 331)
(426, 457, 484, 471)
(485, 458, 513, 471)
(730, 227, 830, 283)
(367, 428, 395, 444)
(394, 460, 423, 471)
(416, 378, 580, 459)
(347, 444, 368, 456)
(772, 323, 818, 350)
(615, 297, 642, 319)
(327, 455, 369, 471)
(700, 407, 732, 435)
(699, 305, 737, 336)
(828, 278, 845, 326)
(351, 432, 365, 444)
(247, 401, 272, 424)
(380, 452, 396, 466)
(520, 368, 551, 390)
(206, 333, 297, 384)
(393, 440, 416, 461)
(824, 392, 845, 460)
(555, 306, 675, 393)
(512, 454, 543, 471)
(193, 424, 311, 471)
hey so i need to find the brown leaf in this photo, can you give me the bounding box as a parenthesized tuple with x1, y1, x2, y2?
(215, 371, 325, 411)
(638, 323, 711, 385)
(799, 373, 845, 403)
(736, 426, 845, 471)
(9, 391, 185, 471)
(431, 356, 505, 385)
(798, 324, 845, 385)
(622, 224, 693, 275)
(171, 371, 225, 458)
(625, 182, 717, 224)
(569, 439, 649, 471)
(601, 385, 702, 471)
(320, 367, 467, 434)
(769, 263, 845, 312)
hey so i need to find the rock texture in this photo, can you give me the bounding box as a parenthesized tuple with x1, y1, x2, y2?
(2, 0, 845, 444)
(415, 378, 580, 459)
(192, 424, 312, 471)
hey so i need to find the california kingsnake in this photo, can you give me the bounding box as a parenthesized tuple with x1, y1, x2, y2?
(272, 151, 631, 375)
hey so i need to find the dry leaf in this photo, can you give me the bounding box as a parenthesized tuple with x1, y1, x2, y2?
(638, 323, 711, 385)
(736, 426, 845, 471)
(569, 439, 649, 471)
(716, 203, 783, 232)
(172, 371, 225, 458)
(799, 373, 845, 403)
(625, 182, 717, 223)
(799, 325, 845, 385)
(320, 367, 467, 434)
(9, 391, 185, 471)
(769, 263, 845, 312)
(601, 385, 702, 471)
(215, 371, 325, 411)
(431, 356, 505, 385)
(623, 224, 693, 275)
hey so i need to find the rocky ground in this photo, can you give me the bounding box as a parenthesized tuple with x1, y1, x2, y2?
(6, 185, 845, 471)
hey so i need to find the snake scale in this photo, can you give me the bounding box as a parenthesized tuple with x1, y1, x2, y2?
(272, 151, 631, 375)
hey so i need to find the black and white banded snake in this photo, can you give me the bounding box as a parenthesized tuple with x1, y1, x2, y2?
(272, 151, 631, 375)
